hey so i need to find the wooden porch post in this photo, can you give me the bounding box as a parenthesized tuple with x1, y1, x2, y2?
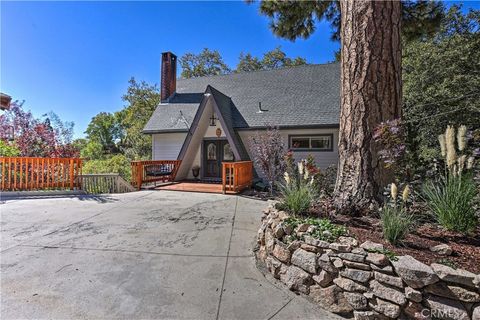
(222, 163, 226, 194)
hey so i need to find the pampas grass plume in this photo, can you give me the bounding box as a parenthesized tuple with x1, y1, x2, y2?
(445, 126, 457, 168)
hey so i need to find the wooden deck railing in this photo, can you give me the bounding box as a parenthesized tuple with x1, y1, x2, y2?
(80, 174, 135, 194)
(0, 157, 82, 191)
(131, 160, 181, 190)
(222, 161, 253, 194)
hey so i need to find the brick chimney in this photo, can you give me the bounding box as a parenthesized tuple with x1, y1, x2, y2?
(161, 52, 177, 102)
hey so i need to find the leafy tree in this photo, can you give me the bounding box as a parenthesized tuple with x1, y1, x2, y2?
(236, 52, 263, 72)
(252, 0, 444, 43)
(0, 101, 78, 157)
(80, 141, 104, 160)
(252, 0, 447, 213)
(263, 47, 306, 69)
(117, 78, 161, 160)
(43, 111, 75, 147)
(80, 78, 159, 177)
(72, 138, 87, 153)
(180, 48, 231, 78)
(236, 47, 307, 73)
(403, 6, 480, 161)
(84, 112, 122, 156)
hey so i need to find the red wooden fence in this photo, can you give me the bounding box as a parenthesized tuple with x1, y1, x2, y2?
(0, 157, 82, 191)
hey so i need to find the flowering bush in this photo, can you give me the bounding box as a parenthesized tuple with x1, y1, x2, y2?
(373, 118, 421, 190)
(248, 126, 286, 194)
(373, 119, 406, 169)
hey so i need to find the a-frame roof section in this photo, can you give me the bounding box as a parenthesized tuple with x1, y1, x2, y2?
(177, 85, 250, 161)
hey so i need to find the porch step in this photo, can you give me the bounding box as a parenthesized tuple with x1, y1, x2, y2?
(155, 181, 237, 194)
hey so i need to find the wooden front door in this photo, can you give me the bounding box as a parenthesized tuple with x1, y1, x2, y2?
(203, 139, 234, 179)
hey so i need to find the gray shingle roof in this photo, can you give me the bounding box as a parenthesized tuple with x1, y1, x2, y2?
(143, 63, 340, 133)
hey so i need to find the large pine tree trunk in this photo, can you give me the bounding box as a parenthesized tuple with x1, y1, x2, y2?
(334, 0, 402, 214)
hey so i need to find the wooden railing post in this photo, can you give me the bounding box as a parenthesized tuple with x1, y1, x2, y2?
(222, 163, 226, 194)
(1, 157, 4, 191)
(78, 159, 83, 190)
(69, 159, 74, 190)
(137, 163, 143, 191)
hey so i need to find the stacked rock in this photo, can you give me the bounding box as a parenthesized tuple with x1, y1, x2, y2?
(256, 204, 480, 320)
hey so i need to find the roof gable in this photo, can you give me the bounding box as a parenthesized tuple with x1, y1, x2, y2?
(177, 86, 249, 163)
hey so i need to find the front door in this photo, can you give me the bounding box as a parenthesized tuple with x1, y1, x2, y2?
(203, 139, 234, 179)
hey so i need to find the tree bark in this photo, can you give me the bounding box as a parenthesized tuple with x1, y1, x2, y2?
(334, 0, 402, 214)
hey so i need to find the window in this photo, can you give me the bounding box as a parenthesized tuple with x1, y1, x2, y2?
(289, 134, 333, 151)
(223, 143, 234, 161)
(207, 143, 217, 160)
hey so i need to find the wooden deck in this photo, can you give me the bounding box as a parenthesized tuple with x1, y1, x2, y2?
(155, 181, 239, 194)
(132, 160, 253, 193)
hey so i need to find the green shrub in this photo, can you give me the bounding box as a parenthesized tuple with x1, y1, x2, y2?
(380, 206, 415, 245)
(284, 216, 348, 242)
(0, 140, 20, 156)
(437, 258, 457, 269)
(278, 160, 318, 215)
(83, 154, 131, 181)
(423, 174, 477, 234)
(279, 184, 314, 216)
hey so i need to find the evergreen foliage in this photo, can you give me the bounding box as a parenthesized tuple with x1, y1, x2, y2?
(403, 6, 480, 161)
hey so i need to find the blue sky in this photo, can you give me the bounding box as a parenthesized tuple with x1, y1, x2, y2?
(1, 1, 478, 138)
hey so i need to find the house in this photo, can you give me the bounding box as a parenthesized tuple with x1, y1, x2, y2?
(1, 93, 12, 111)
(142, 52, 340, 188)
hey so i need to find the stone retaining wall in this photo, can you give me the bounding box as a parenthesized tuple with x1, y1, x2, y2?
(255, 204, 480, 320)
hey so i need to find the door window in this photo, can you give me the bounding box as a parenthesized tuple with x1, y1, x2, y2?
(223, 143, 234, 161)
(207, 143, 217, 160)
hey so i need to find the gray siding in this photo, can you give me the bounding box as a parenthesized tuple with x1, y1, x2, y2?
(152, 133, 187, 160)
(238, 128, 339, 178)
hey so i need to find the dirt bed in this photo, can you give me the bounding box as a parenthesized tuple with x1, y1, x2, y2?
(332, 215, 480, 273)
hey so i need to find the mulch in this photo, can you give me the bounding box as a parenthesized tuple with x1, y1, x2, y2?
(331, 214, 480, 273)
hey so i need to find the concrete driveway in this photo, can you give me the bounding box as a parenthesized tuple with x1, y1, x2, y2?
(1, 191, 342, 319)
